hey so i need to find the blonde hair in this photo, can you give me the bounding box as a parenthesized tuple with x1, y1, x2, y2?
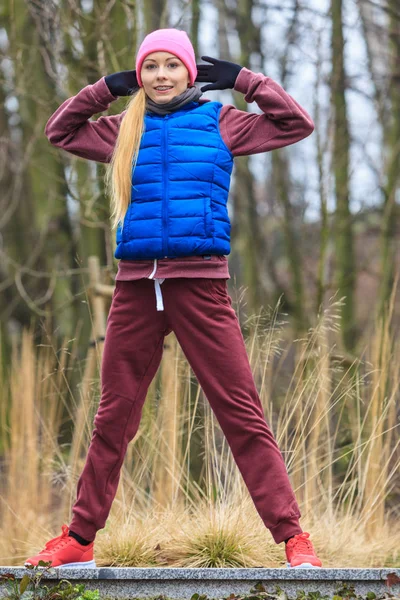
(104, 87, 147, 232)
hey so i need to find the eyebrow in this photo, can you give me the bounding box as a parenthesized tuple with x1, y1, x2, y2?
(143, 57, 180, 63)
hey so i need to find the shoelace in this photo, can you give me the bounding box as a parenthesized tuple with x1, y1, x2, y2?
(43, 524, 70, 551)
(288, 532, 313, 553)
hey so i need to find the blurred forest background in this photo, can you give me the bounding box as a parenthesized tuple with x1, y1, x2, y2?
(0, 0, 399, 567)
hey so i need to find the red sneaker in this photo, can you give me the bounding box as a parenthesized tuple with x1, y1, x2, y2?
(24, 524, 96, 568)
(285, 532, 322, 568)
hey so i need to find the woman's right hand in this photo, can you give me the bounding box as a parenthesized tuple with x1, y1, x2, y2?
(105, 70, 139, 96)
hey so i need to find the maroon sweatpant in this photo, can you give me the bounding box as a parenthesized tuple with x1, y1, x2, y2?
(69, 277, 302, 544)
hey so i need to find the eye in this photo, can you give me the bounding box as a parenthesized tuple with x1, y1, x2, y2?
(145, 63, 179, 69)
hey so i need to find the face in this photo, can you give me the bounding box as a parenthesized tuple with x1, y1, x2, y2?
(141, 51, 191, 103)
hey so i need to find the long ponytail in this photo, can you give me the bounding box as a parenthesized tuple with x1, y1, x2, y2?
(104, 87, 147, 232)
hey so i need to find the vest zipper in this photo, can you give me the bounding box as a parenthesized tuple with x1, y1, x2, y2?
(162, 117, 169, 257)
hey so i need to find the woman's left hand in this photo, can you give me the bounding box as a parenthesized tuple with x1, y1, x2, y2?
(195, 56, 243, 92)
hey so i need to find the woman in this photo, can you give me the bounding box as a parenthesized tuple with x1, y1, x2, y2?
(25, 28, 321, 569)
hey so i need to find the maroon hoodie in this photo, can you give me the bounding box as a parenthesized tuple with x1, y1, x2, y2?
(45, 67, 314, 281)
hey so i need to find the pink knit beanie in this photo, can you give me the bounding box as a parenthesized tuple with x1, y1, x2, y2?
(136, 28, 197, 87)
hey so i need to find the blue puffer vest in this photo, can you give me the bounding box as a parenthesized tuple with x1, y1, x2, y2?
(114, 100, 234, 260)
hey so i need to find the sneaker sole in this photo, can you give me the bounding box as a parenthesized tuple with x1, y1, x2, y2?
(24, 560, 96, 568)
(286, 562, 322, 568)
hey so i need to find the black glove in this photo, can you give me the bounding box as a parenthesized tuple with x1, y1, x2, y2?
(105, 70, 139, 96)
(195, 56, 243, 92)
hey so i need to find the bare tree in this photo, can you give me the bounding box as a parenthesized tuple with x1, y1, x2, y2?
(331, 0, 356, 350)
(358, 0, 400, 318)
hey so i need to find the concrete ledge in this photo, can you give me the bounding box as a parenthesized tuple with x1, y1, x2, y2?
(1, 567, 399, 599)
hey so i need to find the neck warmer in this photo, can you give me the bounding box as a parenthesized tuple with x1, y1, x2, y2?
(146, 85, 203, 115)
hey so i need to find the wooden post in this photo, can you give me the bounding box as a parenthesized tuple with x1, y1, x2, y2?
(153, 333, 185, 511)
(68, 257, 112, 508)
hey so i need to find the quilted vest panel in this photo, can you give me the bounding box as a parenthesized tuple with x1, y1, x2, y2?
(114, 100, 234, 260)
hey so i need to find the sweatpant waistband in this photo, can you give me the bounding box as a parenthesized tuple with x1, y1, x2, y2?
(148, 256, 214, 311)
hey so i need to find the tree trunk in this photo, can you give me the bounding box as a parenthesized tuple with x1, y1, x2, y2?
(331, 0, 356, 351)
(227, 0, 271, 316)
(377, 0, 400, 318)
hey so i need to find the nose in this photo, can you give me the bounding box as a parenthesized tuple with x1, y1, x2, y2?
(155, 66, 170, 78)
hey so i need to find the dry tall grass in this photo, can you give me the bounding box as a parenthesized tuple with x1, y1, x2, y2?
(0, 289, 399, 568)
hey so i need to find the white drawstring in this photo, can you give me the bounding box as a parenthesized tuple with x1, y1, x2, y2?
(154, 277, 165, 310)
(148, 259, 165, 311)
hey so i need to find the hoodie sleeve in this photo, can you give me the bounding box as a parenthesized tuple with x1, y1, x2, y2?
(44, 76, 125, 163)
(219, 67, 315, 157)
